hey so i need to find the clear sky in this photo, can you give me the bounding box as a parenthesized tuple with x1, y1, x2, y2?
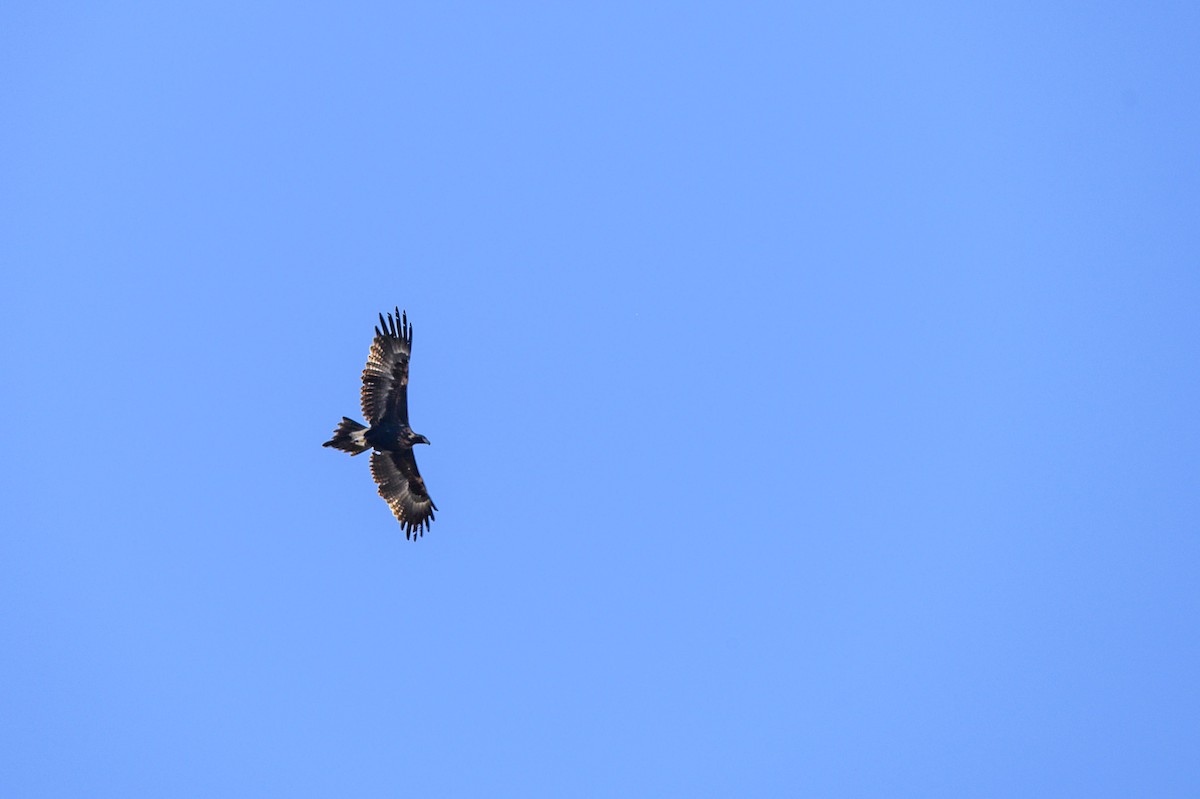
(2, 2, 1198, 796)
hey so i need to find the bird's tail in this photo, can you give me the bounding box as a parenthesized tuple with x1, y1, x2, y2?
(323, 417, 370, 455)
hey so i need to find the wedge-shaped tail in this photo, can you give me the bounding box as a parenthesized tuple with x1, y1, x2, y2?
(323, 417, 370, 455)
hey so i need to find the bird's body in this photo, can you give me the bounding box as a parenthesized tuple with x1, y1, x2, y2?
(324, 308, 437, 539)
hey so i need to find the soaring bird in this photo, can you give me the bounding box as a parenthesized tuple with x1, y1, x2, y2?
(324, 308, 437, 538)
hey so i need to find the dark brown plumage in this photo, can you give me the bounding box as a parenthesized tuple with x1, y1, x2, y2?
(324, 308, 437, 539)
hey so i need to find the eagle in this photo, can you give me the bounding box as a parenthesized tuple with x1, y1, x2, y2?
(323, 308, 437, 539)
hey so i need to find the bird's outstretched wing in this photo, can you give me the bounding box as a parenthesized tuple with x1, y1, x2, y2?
(370, 450, 438, 539)
(361, 307, 412, 425)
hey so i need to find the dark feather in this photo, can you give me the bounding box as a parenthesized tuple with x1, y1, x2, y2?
(327, 308, 437, 538)
(370, 450, 438, 539)
(360, 307, 412, 425)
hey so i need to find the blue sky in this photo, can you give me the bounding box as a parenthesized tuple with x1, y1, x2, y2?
(2, 2, 1198, 796)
